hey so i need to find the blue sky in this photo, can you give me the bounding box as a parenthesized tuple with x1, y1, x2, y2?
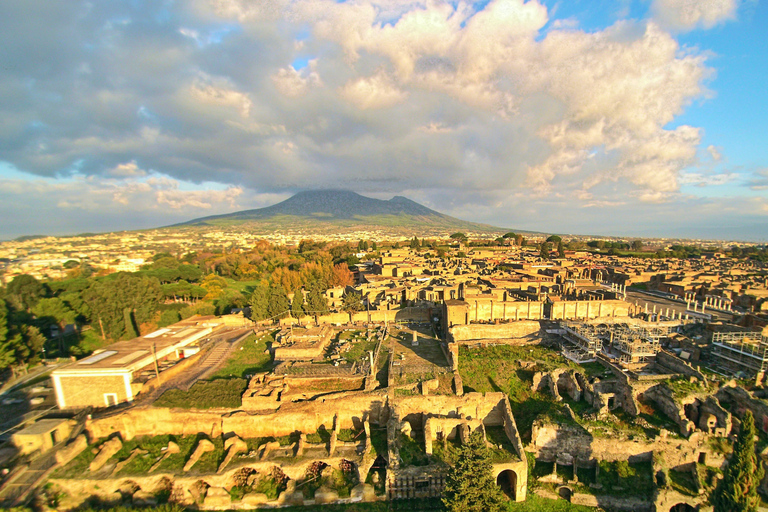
(0, 0, 766, 241)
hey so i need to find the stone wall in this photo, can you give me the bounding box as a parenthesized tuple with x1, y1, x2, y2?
(549, 300, 629, 320)
(655, 351, 706, 381)
(87, 390, 390, 441)
(448, 321, 542, 342)
(531, 420, 727, 469)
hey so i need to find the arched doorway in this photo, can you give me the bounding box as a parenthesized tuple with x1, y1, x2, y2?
(496, 470, 517, 500)
(670, 504, 696, 512)
(558, 486, 572, 502)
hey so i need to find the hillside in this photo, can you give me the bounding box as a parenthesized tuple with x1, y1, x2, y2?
(174, 190, 506, 235)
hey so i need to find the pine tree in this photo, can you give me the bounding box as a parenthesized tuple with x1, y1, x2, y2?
(443, 430, 507, 512)
(712, 410, 765, 512)
(248, 282, 269, 321)
(267, 285, 290, 320)
(558, 240, 565, 258)
(291, 288, 305, 318)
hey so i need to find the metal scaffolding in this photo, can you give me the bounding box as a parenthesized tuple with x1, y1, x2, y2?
(711, 331, 768, 377)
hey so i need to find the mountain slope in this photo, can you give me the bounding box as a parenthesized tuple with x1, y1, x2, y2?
(175, 190, 504, 233)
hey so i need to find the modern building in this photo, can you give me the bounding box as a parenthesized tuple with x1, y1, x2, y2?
(51, 315, 251, 409)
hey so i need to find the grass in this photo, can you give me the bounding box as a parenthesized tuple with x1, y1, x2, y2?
(399, 432, 430, 467)
(208, 333, 272, 379)
(668, 468, 698, 496)
(154, 378, 247, 409)
(485, 425, 518, 462)
(338, 427, 365, 442)
(370, 427, 388, 458)
(596, 460, 655, 496)
(665, 377, 705, 400)
(336, 329, 379, 363)
(507, 495, 597, 512)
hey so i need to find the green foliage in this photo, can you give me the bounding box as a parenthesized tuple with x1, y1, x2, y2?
(208, 334, 272, 379)
(83, 273, 163, 339)
(154, 378, 247, 409)
(712, 411, 765, 512)
(450, 232, 467, 241)
(267, 284, 289, 319)
(290, 288, 305, 318)
(158, 309, 182, 327)
(342, 290, 365, 313)
(248, 281, 269, 320)
(6, 274, 45, 312)
(546, 235, 561, 243)
(399, 432, 430, 466)
(305, 285, 329, 315)
(442, 430, 507, 512)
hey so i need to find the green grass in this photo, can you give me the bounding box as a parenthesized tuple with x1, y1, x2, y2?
(668, 468, 698, 496)
(399, 432, 430, 467)
(154, 378, 247, 409)
(370, 428, 388, 458)
(596, 460, 655, 496)
(665, 377, 705, 400)
(207, 334, 273, 379)
(337, 330, 378, 363)
(338, 427, 365, 442)
(485, 426, 518, 462)
(507, 494, 596, 512)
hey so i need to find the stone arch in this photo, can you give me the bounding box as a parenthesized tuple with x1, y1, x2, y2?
(496, 469, 518, 500)
(557, 486, 573, 502)
(670, 503, 697, 512)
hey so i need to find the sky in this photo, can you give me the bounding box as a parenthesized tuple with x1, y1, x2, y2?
(0, 0, 766, 241)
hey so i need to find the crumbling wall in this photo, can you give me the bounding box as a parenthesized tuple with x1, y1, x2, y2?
(642, 384, 693, 437)
(655, 351, 706, 381)
(716, 384, 768, 434)
(87, 390, 389, 441)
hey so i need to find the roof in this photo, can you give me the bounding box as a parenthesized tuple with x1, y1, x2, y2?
(13, 418, 69, 436)
(52, 316, 225, 375)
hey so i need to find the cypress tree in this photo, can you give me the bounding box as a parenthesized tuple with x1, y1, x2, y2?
(712, 410, 765, 512)
(443, 430, 506, 512)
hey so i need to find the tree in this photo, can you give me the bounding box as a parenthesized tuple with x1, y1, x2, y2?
(330, 263, 354, 287)
(291, 288, 305, 318)
(557, 240, 565, 258)
(502, 232, 516, 239)
(266, 285, 289, 320)
(342, 290, 365, 313)
(6, 275, 45, 312)
(631, 240, 644, 251)
(712, 410, 764, 512)
(410, 236, 420, 249)
(546, 235, 562, 243)
(443, 430, 506, 512)
(539, 242, 551, 259)
(450, 232, 467, 242)
(305, 285, 329, 316)
(248, 282, 269, 321)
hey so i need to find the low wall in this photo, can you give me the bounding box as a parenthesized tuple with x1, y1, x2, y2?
(656, 350, 705, 381)
(550, 300, 629, 320)
(86, 390, 390, 441)
(448, 321, 542, 342)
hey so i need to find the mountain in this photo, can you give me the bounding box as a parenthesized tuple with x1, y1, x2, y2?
(174, 190, 505, 234)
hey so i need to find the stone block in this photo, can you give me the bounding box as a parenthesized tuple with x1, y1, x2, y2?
(350, 483, 376, 502)
(89, 437, 123, 472)
(132, 490, 157, 507)
(314, 485, 340, 504)
(241, 492, 269, 506)
(55, 434, 88, 466)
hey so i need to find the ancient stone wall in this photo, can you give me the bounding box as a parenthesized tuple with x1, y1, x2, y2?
(448, 321, 541, 342)
(655, 351, 706, 381)
(549, 300, 629, 320)
(87, 390, 390, 441)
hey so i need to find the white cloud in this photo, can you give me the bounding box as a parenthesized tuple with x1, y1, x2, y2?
(652, 0, 740, 31)
(272, 61, 323, 98)
(340, 70, 408, 109)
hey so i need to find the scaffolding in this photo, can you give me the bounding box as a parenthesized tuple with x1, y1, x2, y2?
(560, 322, 670, 365)
(711, 331, 768, 377)
(561, 322, 603, 362)
(610, 325, 663, 364)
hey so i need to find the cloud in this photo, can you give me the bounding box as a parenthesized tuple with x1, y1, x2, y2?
(0, 0, 760, 239)
(651, 0, 740, 31)
(749, 168, 768, 190)
(340, 70, 408, 109)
